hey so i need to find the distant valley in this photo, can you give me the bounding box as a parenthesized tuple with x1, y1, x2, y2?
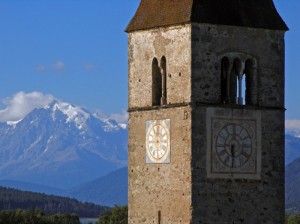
(0, 167, 128, 207)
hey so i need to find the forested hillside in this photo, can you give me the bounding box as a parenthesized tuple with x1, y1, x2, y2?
(0, 209, 81, 224)
(286, 157, 300, 214)
(0, 186, 109, 218)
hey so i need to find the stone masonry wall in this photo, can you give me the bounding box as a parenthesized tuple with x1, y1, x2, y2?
(191, 24, 285, 108)
(191, 107, 285, 224)
(128, 106, 192, 223)
(128, 24, 194, 223)
(128, 25, 192, 109)
(191, 24, 285, 224)
(128, 22, 285, 224)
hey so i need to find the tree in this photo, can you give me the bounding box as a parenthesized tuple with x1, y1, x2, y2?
(0, 209, 81, 224)
(286, 213, 300, 224)
(98, 205, 128, 224)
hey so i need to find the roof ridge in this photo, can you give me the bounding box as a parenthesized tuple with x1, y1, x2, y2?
(126, 0, 288, 33)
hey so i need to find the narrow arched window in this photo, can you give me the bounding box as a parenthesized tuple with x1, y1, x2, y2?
(220, 55, 257, 106)
(244, 59, 257, 105)
(233, 58, 243, 105)
(160, 56, 167, 105)
(221, 57, 230, 104)
(152, 58, 162, 106)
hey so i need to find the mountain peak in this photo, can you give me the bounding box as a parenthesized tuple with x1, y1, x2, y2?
(6, 119, 22, 127)
(45, 100, 90, 130)
(0, 99, 128, 189)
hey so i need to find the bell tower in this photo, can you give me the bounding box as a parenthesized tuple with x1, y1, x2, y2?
(126, 0, 288, 223)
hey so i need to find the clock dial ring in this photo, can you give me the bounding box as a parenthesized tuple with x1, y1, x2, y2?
(216, 123, 252, 168)
(146, 119, 170, 163)
(147, 124, 168, 160)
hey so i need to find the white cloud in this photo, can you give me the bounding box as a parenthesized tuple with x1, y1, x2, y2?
(95, 109, 128, 124)
(52, 61, 65, 71)
(35, 64, 46, 72)
(108, 110, 128, 124)
(0, 92, 55, 122)
(83, 63, 96, 71)
(35, 61, 66, 73)
(286, 120, 300, 130)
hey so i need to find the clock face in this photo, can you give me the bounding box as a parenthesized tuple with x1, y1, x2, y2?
(146, 119, 170, 164)
(206, 108, 261, 179)
(216, 124, 252, 168)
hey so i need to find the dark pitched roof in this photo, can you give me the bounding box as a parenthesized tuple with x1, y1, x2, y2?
(126, 0, 288, 32)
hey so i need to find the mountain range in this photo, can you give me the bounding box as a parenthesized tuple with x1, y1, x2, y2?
(1, 99, 300, 209)
(286, 134, 300, 165)
(0, 100, 127, 189)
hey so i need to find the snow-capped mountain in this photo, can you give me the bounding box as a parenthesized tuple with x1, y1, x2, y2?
(0, 100, 127, 189)
(286, 128, 300, 139)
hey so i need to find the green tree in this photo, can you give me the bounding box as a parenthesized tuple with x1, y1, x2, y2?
(98, 205, 128, 224)
(286, 214, 300, 224)
(0, 209, 81, 224)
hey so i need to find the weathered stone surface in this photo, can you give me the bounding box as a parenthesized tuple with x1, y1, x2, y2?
(191, 107, 284, 223)
(128, 107, 192, 223)
(191, 24, 286, 108)
(128, 25, 192, 109)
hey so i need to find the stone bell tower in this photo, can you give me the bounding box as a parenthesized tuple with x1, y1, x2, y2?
(126, 0, 288, 223)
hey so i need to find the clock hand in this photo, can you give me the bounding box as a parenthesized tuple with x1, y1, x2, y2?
(231, 144, 235, 168)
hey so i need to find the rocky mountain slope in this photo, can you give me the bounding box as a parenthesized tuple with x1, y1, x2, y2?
(69, 167, 128, 206)
(0, 100, 127, 189)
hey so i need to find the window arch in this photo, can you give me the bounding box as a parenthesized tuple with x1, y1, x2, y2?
(244, 59, 256, 105)
(221, 57, 230, 104)
(220, 54, 257, 106)
(152, 58, 162, 106)
(152, 56, 167, 106)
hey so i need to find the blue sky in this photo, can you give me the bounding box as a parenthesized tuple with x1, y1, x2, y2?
(0, 0, 299, 124)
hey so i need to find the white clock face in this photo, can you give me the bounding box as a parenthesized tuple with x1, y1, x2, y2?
(146, 119, 170, 164)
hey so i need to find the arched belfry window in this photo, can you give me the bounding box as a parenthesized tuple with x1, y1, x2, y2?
(233, 58, 243, 105)
(152, 56, 167, 106)
(244, 59, 257, 105)
(220, 54, 257, 106)
(152, 58, 162, 106)
(221, 57, 230, 104)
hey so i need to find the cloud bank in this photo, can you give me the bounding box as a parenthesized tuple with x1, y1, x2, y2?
(0, 92, 55, 122)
